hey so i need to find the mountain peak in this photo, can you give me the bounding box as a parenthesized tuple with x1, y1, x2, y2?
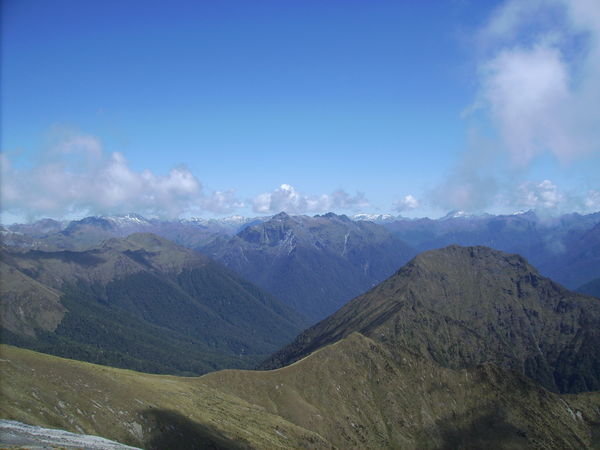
(410, 244, 529, 272)
(441, 210, 469, 220)
(318, 212, 352, 223)
(261, 244, 600, 393)
(271, 211, 291, 221)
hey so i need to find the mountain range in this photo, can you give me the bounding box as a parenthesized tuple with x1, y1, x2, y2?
(202, 212, 416, 321)
(1, 213, 265, 251)
(2, 212, 600, 447)
(4, 209, 599, 294)
(3, 300, 600, 448)
(1, 233, 305, 375)
(381, 210, 600, 290)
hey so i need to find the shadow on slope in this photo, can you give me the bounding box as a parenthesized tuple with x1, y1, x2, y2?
(142, 409, 248, 450)
(425, 407, 529, 450)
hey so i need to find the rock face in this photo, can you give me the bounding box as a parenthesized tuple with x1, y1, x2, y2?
(1, 233, 306, 375)
(262, 245, 600, 394)
(203, 212, 416, 322)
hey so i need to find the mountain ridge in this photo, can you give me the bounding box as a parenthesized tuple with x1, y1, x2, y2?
(3, 336, 600, 449)
(261, 245, 600, 394)
(203, 212, 416, 321)
(1, 233, 306, 375)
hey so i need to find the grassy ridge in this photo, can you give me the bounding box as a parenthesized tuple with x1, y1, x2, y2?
(262, 246, 600, 394)
(0, 344, 328, 449)
(2, 337, 600, 449)
(206, 333, 600, 449)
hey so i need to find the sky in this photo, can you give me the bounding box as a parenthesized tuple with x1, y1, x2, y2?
(2, 0, 599, 223)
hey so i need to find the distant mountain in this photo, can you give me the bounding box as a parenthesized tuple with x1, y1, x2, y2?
(536, 221, 600, 289)
(262, 246, 600, 394)
(5, 210, 599, 290)
(352, 213, 398, 223)
(382, 211, 600, 289)
(203, 212, 416, 322)
(578, 277, 600, 298)
(6, 218, 68, 236)
(1, 233, 306, 375)
(2, 214, 267, 252)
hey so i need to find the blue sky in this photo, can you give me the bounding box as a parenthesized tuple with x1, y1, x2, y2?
(2, 0, 599, 223)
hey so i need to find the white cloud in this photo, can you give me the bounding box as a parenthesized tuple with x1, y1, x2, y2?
(200, 190, 245, 214)
(251, 184, 368, 214)
(585, 190, 600, 210)
(481, 44, 571, 164)
(428, 131, 501, 213)
(430, 171, 499, 213)
(394, 195, 419, 212)
(1, 132, 242, 220)
(474, 0, 600, 166)
(515, 179, 565, 210)
(429, 0, 600, 215)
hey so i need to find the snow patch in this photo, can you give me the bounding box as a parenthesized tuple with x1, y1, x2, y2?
(0, 419, 141, 449)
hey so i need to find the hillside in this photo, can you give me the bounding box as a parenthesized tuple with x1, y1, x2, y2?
(2, 339, 600, 449)
(261, 246, 600, 394)
(0, 233, 306, 375)
(0, 345, 327, 449)
(203, 212, 416, 322)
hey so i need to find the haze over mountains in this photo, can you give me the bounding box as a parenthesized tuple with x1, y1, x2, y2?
(382, 210, 600, 291)
(1, 213, 263, 252)
(203, 212, 416, 321)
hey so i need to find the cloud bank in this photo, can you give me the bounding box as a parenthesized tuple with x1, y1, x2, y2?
(477, 0, 600, 166)
(1, 133, 242, 220)
(430, 0, 600, 214)
(251, 184, 369, 214)
(1, 133, 370, 221)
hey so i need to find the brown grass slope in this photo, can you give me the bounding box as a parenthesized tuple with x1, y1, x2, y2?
(0, 345, 329, 449)
(206, 332, 600, 449)
(261, 246, 600, 394)
(3, 335, 600, 449)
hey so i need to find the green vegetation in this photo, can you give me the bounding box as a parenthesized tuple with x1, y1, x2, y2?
(0, 344, 328, 449)
(2, 283, 254, 375)
(262, 246, 600, 394)
(2, 336, 600, 449)
(1, 233, 306, 375)
(3, 244, 600, 448)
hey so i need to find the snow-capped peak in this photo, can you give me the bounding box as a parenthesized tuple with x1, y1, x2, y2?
(352, 213, 396, 223)
(104, 213, 150, 226)
(441, 210, 470, 220)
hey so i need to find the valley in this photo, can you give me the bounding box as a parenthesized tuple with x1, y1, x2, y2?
(2, 211, 600, 448)
(4, 1, 600, 447)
